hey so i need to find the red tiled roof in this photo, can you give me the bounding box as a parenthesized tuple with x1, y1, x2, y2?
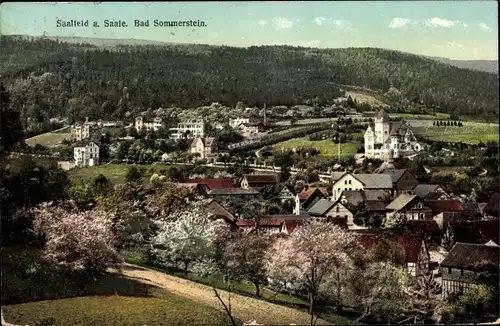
(206, 200, 236, 222)
(184, 178, 235, 190)
(244, 174, 279, 185)
(282, 220, 303, 234)
(235, 218, 283, 227)
(427, 200, 464, 215)
(299, 187, 329, 201)
(354, 232, 423, 263)
(407, 220, 442, 242)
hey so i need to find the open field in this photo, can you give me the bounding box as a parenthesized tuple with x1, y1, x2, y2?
(2, 246, 355, 326)
(275, 137, 359, 157)
(67, 163, 172, 184)
(345, 90, 389, 107)
(24, 127, 71, 147)
(412, 121, 499, 144)
(1, 247, 234, 326)
(391, 112, 450, 120)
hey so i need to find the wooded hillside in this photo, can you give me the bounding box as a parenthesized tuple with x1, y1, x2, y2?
(1, 36, 498, 122)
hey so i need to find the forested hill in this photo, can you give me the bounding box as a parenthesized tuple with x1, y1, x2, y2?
(1, 35, 498, 122)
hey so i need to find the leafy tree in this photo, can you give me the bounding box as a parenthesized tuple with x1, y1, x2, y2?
(352, 262, 412, 324)
(0, 84, 24, 156)
(225, 233, 271, 297)
(125, 165, 144, 183)
(369, 236, 406, 266)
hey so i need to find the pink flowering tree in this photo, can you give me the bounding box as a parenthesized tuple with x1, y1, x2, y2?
(31, 202, 120, 276)
(265, 219, 357, 321)
(151, 199, 226, 276)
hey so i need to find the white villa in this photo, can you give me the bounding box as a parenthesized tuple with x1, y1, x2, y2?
(169, 120, 205, 140)
(135, 116, 163, 132)
(364, 110, 422, 159)
(74, 140, 100, 167)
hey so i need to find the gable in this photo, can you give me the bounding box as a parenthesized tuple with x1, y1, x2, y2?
(326, 202, 352, 216)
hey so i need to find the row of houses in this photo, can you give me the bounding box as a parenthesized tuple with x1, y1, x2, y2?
(177, 171, 499, 299)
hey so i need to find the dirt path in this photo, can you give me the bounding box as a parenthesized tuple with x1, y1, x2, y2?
(111, 263, 333, 325)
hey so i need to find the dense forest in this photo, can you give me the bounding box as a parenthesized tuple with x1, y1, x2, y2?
(0, 35, 498, 123)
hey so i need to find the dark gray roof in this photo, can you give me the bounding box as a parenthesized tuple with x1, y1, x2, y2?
(389, 120, 404, 136)
(343, 190, 365, 206)
(381, 169, 408, 183)
(353, 174, 393, 189)
(208, 188, 260, 195)
(386, 194, 418, 211)
(413, 184, 440, 198)
(307, 199, 336, 216)
(376, 109, 390, 122)
(331, 171, 347, 182)
(440, 243, 499, 271)
(364, 190, 390, 201)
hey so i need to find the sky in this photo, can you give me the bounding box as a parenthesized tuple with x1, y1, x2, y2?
(1, 1, 498, 60)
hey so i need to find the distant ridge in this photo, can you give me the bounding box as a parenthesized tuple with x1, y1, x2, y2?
(424, 55, 498, 74)
(7, 34, 499, 74)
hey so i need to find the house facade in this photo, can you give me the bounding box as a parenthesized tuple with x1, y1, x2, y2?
(73, 140, 100, 167)
(440, 243, 499, 299)
(190, 137, 218, 159)
(381, 169, 419, 197)
(135, 116, 163, 132)
(385, 194, 433, 225)
(332, 173, 393, 202)
(71, 117, 100, 141)
(169, 120, 205, 140)
(364, 110, 423, 159)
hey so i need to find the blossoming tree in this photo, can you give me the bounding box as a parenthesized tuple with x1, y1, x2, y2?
(151, 200, 226, 276)
(265, 219, 357, 320)
(31, 203, 120, 276)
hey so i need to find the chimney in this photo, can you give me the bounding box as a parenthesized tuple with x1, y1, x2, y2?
(85, 116, 89, 123)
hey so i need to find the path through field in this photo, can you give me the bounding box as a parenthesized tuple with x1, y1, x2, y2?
(111, 263, 333, 326)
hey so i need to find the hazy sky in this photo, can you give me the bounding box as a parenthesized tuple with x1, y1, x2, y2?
(1, 1, 498, 60)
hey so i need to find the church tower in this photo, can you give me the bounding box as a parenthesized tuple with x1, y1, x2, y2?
(374, 109, 391, 144)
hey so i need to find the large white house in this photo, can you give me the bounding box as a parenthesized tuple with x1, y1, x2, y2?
(169, 120, 205, 140)
(74, 140, 100, 167)
(364, 110, 422, 159)
(135, 116, 163, 132)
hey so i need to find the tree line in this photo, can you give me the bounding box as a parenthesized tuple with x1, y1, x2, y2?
(1, 36, 498, 125)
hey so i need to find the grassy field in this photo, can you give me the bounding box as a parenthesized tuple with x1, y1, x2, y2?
(24, 127, 71, 147)
(413, 121, 499, 144)
(1, 246, 233, 326)
(123, 251, 359, 325)
(275, 137, 359, 157)
(67, 163, 172, 184)
(392, 112, 450, 120)
(274, 118, 333, 126)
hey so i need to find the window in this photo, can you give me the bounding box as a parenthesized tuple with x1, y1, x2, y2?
(336, 215, 340, 218)
(336, 207, 340, 212)
(419, 213, 424, 220)
(344, 180, 348, 185)
(448, 267, 451, 274)
(348, 180, 352, 185)
(344, 215, 348, 218)
(384, 131, 388, 134)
